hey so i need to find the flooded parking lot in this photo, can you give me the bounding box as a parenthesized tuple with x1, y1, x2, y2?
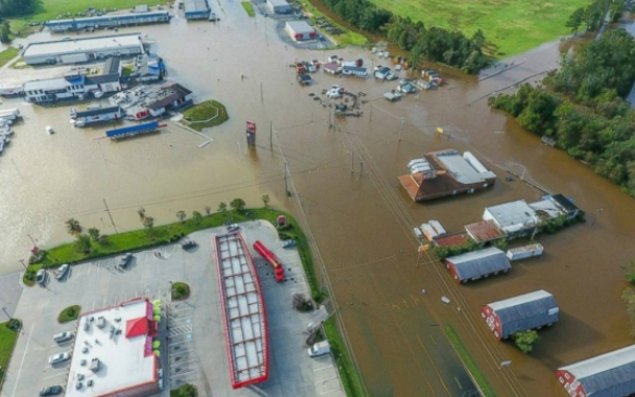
(2, 3, 635, 396)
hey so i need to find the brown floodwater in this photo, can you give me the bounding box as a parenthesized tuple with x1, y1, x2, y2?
(2, 4, 635, 396)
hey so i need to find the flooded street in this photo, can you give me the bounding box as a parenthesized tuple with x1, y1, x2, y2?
(2, 3, 635, 396)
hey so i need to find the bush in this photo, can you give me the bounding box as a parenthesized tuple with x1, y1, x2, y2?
(171, 282, 191, 301)
(170, 384, 198, 397)
(6, 318, 21, 331)
(292, 293, 314, 312)
(513, 330, 539, 353)
(58, 305, 81, 323)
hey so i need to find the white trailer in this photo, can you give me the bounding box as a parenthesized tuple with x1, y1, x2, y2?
(506, 243, 544, 261)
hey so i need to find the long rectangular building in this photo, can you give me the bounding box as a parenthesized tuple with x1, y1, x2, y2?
(184, 0, 211, 20)
(22, 33, 145, 66)
(481, 290, 559, 339)
(555, 344, 635, 397)
(214, 233, 269, 388)
(445, 247, 511, 284)
(45, 11, 170, 33)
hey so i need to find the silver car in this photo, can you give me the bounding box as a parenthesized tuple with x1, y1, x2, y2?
(48, 352, 71, 365)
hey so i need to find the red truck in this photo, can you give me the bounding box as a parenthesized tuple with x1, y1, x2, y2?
(253, 241, 285, 282)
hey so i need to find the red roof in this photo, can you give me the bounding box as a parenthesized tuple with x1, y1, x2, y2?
(464, 220, 505, 243)
(126, 317, 149, 338)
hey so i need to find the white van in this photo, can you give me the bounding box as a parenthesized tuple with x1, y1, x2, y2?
(307, 341, 331, 358)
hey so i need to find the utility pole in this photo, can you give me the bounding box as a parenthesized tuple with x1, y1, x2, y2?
(260, 82, 264, 105)
(103, 198, 118, 234)
(368, 104, 373, 124)
(269, 121, 273, 148)
(359, 161, 364, 177)
(351, 152, 355, 175)
(399, 117, 405, 142)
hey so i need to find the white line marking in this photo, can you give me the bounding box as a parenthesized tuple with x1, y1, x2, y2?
(11, 323, 34, 397)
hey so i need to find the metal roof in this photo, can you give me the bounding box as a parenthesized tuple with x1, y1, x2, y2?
(434, 149, 495, 184)
(484, 200, 538, 232)
(23, 33, 143, 59)
(464, 220, 505, 243)
(23, 77, 70, 92)
(184, 0, 210, 13)
(559, 344, 635, 397)
(45, 11, 169, 26)
(74, 106, 121, 118)
(214, 233, 268, 388)
(550, 194, 579, 213)
(446, 247, 511, 281)
(486, 290, 558, 338)
(286, 20, 315, 34)
(268, 0, 291, 7)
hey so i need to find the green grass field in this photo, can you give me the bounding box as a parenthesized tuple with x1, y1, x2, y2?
(10, 0, 167, 35)
(241, 2, 256, 17)
(0, 47, 19, 67)
(0, 322, 19, 390)
(370, 0, 587, 56)
(182, 100, 229, 131)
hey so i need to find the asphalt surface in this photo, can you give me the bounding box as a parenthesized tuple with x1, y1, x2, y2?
(1, 221, 344, 397)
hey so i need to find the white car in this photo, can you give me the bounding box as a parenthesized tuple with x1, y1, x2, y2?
(48, 352, 71, 365)
(226, 224, 240, 232)
(53, 331, 74, 343)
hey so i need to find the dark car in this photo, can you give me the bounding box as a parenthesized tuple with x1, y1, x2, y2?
(40, 385, 63, 396)
(181, 240, 197, 250)
(117, 253, 133, 270)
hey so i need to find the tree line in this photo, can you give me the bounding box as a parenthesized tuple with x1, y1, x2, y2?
(488, 28, 635, 197)
(0, 0, 38, 18)
(319, 0, 489, 73)
(566, 0, 626, 33)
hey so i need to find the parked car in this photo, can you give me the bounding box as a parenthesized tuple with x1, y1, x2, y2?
(181, 239, 197, 250)
(307, 341, 331, 357)
(282, 239, 297, 249)
(48, 352, 71, 365)
(53, 331, 74, 343)
(226, 224, 240, 232)
(55, 264, 70, 280)
(39, 385, 63, 396)
(36, 269, 48, 286)
(297, 73, 312, 86)
(374, 66, 397, 80)
(117, 253, 133, 270)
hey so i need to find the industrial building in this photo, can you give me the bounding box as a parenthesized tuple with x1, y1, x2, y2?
(483, 200, 539, 238)
(267, 0, 293, 14)
(399, 149, 497, 202)
(529, 193, 581, 221)
(23, 58, 122, 104)
(22, 33, 145, 66)
(145, 83, 193, 117)
(481, 290, 559, 339)
(65, 298, 163, 397)
(555, 344, 635, 397)
(44, 11, 170, 33)
(445, 247, 511, 283)
(70, 106, 123, 127)
(184, 0, 211, 20)
(285, 21, 317, 41)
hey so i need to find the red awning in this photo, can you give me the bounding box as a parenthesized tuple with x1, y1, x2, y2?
(126, 317, 149, 338)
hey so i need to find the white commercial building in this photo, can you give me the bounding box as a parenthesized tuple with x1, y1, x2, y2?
(285, 21, 317, 41)
(22, 33, 145, 66)
(267, 0, 292, 14)
(66, 298, 162, 397)
(483, 199, 539, 237)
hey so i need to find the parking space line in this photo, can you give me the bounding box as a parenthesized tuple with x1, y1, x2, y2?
(11, 323, 34, 397)
(42, 372, 67, 380)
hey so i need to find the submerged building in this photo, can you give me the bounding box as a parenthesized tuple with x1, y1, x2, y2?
(22, 33, 145, 66)
(184, 0, 211, 20)
(399, 149, 496, 202)
(481, 290, 559, 339)
(45, 11, 170, 33)
(285, 21, 317, 41)
(555, 344, 635, 397)
(444, 247, 511, 284)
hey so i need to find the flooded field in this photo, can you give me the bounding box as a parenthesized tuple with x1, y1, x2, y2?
(2, 3, 635, 396)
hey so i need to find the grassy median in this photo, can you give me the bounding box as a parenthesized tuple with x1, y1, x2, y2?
(182, 100, 229, 132)
(0, 47, 19, 68)
(445, 324, 496, 397)
(0, 320, 20, 391)
(241, 2, 255, 17)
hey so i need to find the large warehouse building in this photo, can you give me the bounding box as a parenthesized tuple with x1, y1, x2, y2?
(555, 344, 635, 397)
(445, 247, 511, 283)
(66, 298, 163, 397)
(184, 0, 211, 20)
(267, 0, 292, 14)
(285, 21, 317, 42)
(481, 290, 559, 339)
(22, 33, 145, 66)
(44, 11, 170, 33)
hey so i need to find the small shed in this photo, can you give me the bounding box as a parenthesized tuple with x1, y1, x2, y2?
(285, 21, 317, 42)
(481, 289, 559, 339)
(555, 344, 635, 397)
(464, 219, 505, 244)
(267, 0, 292, 14)
(445, 247, 511, 283)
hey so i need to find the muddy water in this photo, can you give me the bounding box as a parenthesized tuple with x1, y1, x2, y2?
(2, 4, 635, 396)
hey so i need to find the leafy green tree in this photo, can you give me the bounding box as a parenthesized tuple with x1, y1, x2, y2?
(566, 8, 585, 33)
(230, 198, 246, 212)
(261, 194, 270, 208)
(192, 211, 203, 224)
(0, 0, 39, 18)
(87, 227, 100, 242)
(204, 206, 212, 215)
(626, 260, 635, 284)
(0, 21, 10, 44)
(65, 218, 82, 237)
(513, 330, 539, 353)
(74, 234, 92, 254)
(176, 211, 186, 224)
